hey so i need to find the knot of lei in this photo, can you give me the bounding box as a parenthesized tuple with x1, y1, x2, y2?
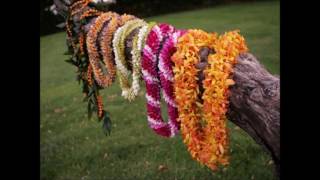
(141, 23, 186, 137)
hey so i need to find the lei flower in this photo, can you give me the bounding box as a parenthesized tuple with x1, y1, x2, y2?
(86, 12, 118, 88)
(70, 0, 91, 16)
(141, 24, 183, 137)
(172, 29, 248, 170)
(99, 13, 121, 85)
(112, 19, 146, 101)
(80, 8, 103, 20)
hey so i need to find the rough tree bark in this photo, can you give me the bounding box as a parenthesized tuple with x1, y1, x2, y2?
(227, 53, 280, 177)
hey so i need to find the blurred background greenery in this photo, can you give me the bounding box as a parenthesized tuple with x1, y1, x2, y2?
(40, 0, 278, 35)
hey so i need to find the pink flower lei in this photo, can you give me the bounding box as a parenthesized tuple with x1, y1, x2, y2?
(141, 23, 185, 137)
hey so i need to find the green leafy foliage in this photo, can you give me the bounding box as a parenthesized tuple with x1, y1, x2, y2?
(102, 111, 112, 136)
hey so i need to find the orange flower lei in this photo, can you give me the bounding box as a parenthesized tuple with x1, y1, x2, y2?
(65, 20, 77, 51)
(87, 64, 93, 86)
(99, 13, 121, 83)
(86, 12, 118, 87)
(67, 0, 101, 54)
(78, 32, 85, 55)
(119, 14, 136, 27)
(172, 29, 248, 170)
(70, 0, 91, 16)
(80, 8, 103, 20)
(78, 8, 103, 56)
(70, 0, 88, 9)
(97, 95, 104, 118)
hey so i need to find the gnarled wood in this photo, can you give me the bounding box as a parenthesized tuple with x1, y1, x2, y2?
(227, 53, 280, 177)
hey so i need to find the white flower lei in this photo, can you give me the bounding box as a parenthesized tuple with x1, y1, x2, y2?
(112, 19, 146, 101)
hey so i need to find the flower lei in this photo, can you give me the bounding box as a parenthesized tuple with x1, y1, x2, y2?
(127, 22, 157, 100)
(137, 22, 157, 56)
(99, 13, 120, 85)
(80, 8, 103, 20)
(141, 24, 182, 137)
(86, 12, 118, 88)
(112, 19, 147, 101)
(70, 0, 91, 16)
(172, 29, 247, 170)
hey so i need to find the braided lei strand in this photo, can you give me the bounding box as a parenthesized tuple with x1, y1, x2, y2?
(157, 29, 187, 137)
(86, 12, 118, 88)
(99, 13, 120, 84)
(172, 29, 248, 170)
(129, 22, 157, 99)
(141, 24, 182, 137)
(113, 19, 147, 101)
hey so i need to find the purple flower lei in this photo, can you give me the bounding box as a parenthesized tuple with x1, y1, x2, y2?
(141, 23, 185, 137)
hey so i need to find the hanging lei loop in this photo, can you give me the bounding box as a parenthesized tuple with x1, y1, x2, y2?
(99, 13, 121, 85)
(86, 12, 119, 87)
(70, 0, 91, 16)
(112, 19, 147, 101)
(141, 23, 182, 137)
(172, 29, 248, 170)
(66, 0, 103, 54)
(157, 29, 187, 137)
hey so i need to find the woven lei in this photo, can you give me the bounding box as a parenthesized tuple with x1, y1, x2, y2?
(172, 29, 248, 170)
(112, 19, 147, 101)
(86, 12, 118, 87)
(141, 23, 182, 137)
(172, 29, 218, 170)
(99, 13, 120, 85)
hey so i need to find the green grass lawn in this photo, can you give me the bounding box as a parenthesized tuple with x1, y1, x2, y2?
(40, 1, 279, 179)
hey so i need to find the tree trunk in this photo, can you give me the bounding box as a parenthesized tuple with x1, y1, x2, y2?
(227, 53, 280, 178)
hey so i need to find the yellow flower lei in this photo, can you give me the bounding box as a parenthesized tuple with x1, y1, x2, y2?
(172, 29, 248, 170)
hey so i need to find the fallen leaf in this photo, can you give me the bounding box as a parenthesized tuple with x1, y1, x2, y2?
(103, 153, 108, 159)
(144, 161, 151, 167)
(139, 91, 145, 96)
(158, 165, 168, 171)
(225, 79, 235, 86)
(54, 108, 63, 113)
(234, 126, 240, 130)
(251, 175, 255, 180)
(223, 167, 228, 172)
(107, 94, 117, 101)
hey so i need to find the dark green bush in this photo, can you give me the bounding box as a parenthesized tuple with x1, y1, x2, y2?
(40, 0, 269, 35)
(108, 0, 225, 18)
